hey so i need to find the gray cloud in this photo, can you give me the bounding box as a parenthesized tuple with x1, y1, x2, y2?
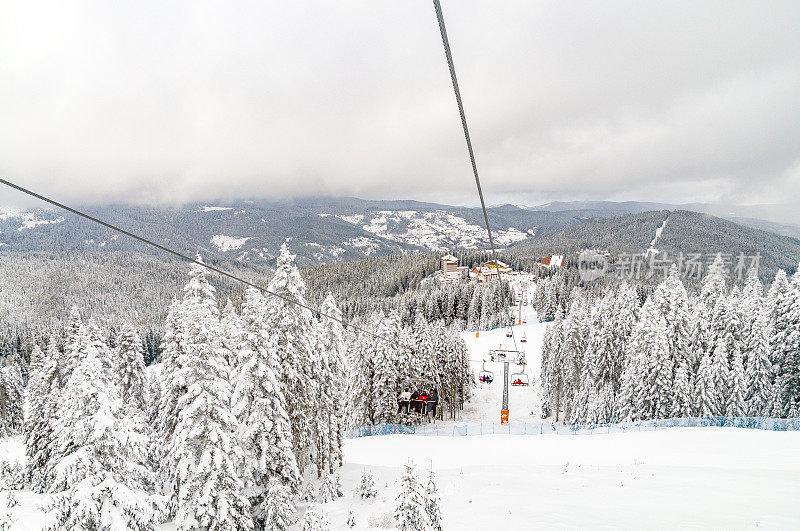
(1, 0, 798, 208)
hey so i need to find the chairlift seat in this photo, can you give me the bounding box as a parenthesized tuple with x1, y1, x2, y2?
(511, 373, 530, 386)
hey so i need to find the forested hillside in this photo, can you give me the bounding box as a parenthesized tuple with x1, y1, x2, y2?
(510, 210, 800, 280)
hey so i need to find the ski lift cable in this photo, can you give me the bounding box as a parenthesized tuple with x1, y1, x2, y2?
(0, 178, 391, 345)
(431, 0, 520, 352)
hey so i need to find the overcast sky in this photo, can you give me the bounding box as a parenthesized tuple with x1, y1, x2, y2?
(1, 0, 799, 208)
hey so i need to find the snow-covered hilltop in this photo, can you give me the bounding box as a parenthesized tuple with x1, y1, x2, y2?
(332, 209, 528, 251)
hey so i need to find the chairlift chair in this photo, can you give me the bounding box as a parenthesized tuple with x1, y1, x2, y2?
(478, 360, 494, 384)
(520, 332, 527, 343)
(511, 364, 530, 387)
(505, 327, 513, 337)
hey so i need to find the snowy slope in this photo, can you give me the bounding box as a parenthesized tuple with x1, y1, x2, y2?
(4, 427, 800, 529)
(327, 428, 800, 529)
(333, 210, 528, 251)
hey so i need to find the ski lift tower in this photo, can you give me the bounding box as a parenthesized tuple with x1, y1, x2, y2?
(501, 362, 509, 424)
(489, 348, 524, 424)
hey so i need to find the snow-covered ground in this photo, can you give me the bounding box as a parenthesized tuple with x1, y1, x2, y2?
(5, 427, 800, 529)
(4, 280, 799, 529)
(210, 234, 252, 252)
(329, 210, 528, 251)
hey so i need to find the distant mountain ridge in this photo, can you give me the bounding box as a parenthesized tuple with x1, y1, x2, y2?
(525, 200, 800, 238)
(509, 209, 800, 280)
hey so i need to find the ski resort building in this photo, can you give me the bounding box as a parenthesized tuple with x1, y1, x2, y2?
(440, 254, 466, 283)
(469, 260, 512, 283)
(540, 254, 564, 268)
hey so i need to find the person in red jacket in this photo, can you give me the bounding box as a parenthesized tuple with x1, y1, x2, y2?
(420, 391, 429, 415)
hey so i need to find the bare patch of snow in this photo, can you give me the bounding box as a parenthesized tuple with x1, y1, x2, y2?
(210, 234, 252, 252)
(198, 206, 233, 212)
(17, 214, 64, 231)
(645, 216, 669, 257)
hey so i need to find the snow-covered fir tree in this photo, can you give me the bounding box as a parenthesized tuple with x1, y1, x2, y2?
(164, 260, 253, 530)
(0, 354, 23, 436)
(262, 478, 295, 531)
(263, 243, 320, 471)
(116, 323, 146, 412)
(232, 286, 301, 516)
(25, 339, 61, 492)
(772, 268, 800, 417)
(316, 293, 347, 474)
(358, 470, 377, 499)
(371, 310, 407, 425)
(695, 351, 718, 417)
(41, 320, 160, 531)
(395, 463, 427, 531)
(424, 469, 443, 531)
(745, 308, 774, 416)
(726, 349, 747, 417)
(300, 508, 330, 531)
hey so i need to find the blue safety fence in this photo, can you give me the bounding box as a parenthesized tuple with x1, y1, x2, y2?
(344, 416, 800, 439)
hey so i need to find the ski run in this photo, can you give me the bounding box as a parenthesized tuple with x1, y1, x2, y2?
(1, 249, 800, 530)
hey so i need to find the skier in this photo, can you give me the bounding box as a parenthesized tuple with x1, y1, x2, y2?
(410, 390, 421, 414)
(429, 387, 439, 418)
(398, 388, 412, 414)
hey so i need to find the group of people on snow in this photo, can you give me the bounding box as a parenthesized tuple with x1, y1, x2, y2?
(398, 386, 439, 418)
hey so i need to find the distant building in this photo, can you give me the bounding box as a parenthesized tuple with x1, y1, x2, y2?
(469, 259, 512, 283)
(540, 254, 564, 268)
(440, 253, 464, 283)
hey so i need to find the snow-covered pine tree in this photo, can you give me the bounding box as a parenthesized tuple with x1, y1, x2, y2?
(25, 338, 61, 492)
(644, 313, 674, 420)
(42, 321, 160, 531)
(167, 261, 253, 531)
(371, 310, 405, 425)
(0, 356, 23, 436)
(232, 287, 301, 516)
(561, 291, 590, 422)
(116, 323, 146, 412)
(0, 490, 16, 531)
(611, 283, 640, 384)
(539, 324, 554, 418)
(395, 463, 426, 531)
(424, 469, 443, 531)
(745, 308, 774, 416)
(317, 473, 336, 503)
(61, 306, 84, 384)
(300, 508, 330, 531)
(652, 265, 691, 372)
(585, 294, 616, 424)
(263, 243, 319, 470)
(262, 478, 295, 531)
(710, 342, 730, 416)
(358, 470, 377, 499)
(467, 287, 481, 330)
(740, 267, 764, 363)
(479, 288, 493, 330)
(726, 349, 746, 418)
(696, 351, 718, 417)
(700, 254, 727, 309)
(672, 360, 693, 417)
(347, 509, 356, 528)
(772, 268, 800, 417)
(155, 298, 187, 500)
(220, 298, 245, 369)
(318, 293, 347, 473)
